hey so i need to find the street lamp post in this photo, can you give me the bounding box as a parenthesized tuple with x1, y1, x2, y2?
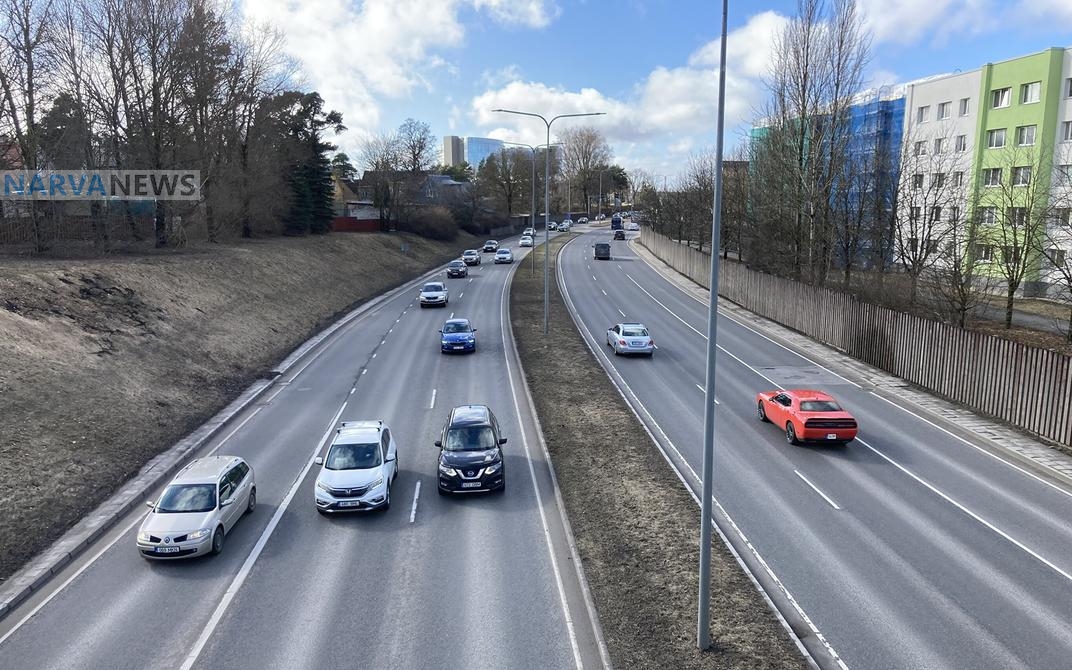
(492, 109, 605, 334)
(502, 140, 559, 276)
(597, 168, 609, 220)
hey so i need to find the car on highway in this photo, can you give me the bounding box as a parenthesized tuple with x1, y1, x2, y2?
(519, 235, 533, 247)
(435, 404, 506, 495)
(593, 242, 611, 260)
(606, 322, 655, 356)
(446, 260, 468, 278)
(462, 249, 481, 266)
(558, 221, 572, 232)
(625, 221, 640, 231)
(548, 221, 558, 231)
(610, 214, 622, 230)
(137, 456, 255, 559)
(578, 217, 589, 224)
(494, 248, 514, 264)
(483, 240, 499, 252)
(523, 227, 535, 237)
(314, 420, 397, 513)
(613, 229, 626, 240)
(440, 318, 477, 353)
(756, 389, 858, 445)
(419, 281, 449, 308)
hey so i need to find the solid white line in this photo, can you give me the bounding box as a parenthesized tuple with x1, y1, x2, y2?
(180, 401, 349, 670)
(856, 437, 1072, 583)
(361, 369, 367, 375)
(429, 388, 437, 409)
(794, 470, 842, 510)
(867, 391, 1072, 499)
(601, 289, 607, 296)
(693, 384, 720, 404)
(372, 353, 377, 359)
(409, 481, 421, 523)
(616, 264, 623, 270)
(618, 309, 626, 318)
(350, 388, 356, 394)
(498, 267, 583, 670)
(380, 339, 386, 345)
(0, 512, 148, 647)
(388, 328, 393, 334)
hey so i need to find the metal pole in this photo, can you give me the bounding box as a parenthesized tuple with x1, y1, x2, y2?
(543, 121, 551, 334)
(698, 0, 729, 651)
(598, 171, 603, 219)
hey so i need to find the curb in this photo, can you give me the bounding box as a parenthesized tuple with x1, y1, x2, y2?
(0, 258, 456, 624)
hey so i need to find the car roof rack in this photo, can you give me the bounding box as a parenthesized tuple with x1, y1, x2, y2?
(338, 420, 382, 432)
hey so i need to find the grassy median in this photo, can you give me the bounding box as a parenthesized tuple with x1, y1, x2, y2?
(510, 235, 808, 670)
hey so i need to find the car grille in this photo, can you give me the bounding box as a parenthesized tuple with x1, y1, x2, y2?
(804, 418, 857, 429)
(327, 485, 370, 498)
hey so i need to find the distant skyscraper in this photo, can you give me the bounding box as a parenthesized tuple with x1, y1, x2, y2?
(464, 137, 504, 170)
(442, 135, 464, 167)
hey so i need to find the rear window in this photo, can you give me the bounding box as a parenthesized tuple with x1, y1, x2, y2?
(800, 401, 841, 412)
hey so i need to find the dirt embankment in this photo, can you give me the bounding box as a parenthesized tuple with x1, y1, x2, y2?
(510, 236, 808, 669)
(0, 232, 480, 581)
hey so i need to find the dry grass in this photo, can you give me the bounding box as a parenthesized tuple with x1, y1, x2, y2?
(0, 231, 480, 581)
(511, 236, 807, 670)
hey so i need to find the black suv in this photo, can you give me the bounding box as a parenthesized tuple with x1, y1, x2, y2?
(447, 260, 468, 278)
(435, 405, 506, 495)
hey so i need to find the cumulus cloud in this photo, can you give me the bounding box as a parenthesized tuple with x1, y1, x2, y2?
(855, 0, 997, 45)
(471, 0, 560, 28)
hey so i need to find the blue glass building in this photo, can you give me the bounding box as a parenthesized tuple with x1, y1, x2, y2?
(464, 137, 505, 170)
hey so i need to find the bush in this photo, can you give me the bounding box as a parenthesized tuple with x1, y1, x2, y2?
(398, 206, 458, 241)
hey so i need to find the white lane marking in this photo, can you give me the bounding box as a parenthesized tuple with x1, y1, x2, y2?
(449, 312, 454, 319)
(429, 388, 437, 409)
(372, 353, 377, 359)
(601, 289, 607, 297)
(469, 278, 473, 283)
(180, 402, 349, 670)
(349, 388, 355, 395)
(0, 512, 148, 647)
(380, 338, 386, 345)
(460, 292, 464, 298)
(592, 275, 596, 281)
(409, 481, 421, 523)
(361, 369, 367, 375)
(616, 264, 623, 270)
(624, 273, 781, 388)
(868, 392, 1072, 500)
(618, 309, 626, 318)
(388, 328, 393, 334)
(794, 470, 842, 510)
(693, 384, 720, 404)
(856, 437, 1072, 583)
(498, 269, 583, 670)
(396, 318, 400, 323)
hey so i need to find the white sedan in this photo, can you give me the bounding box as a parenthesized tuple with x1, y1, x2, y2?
(494, 248, 514, 264)
(519, 235, 533, 247)
(606, 322, 655, 356)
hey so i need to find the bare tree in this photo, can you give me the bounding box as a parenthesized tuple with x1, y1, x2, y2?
(360, 131, 400, 228)
(1039, 153, 1072, 340)
(558, 125, 611, 218)
(926, 208, 998, 328)
(396, 117, 437, 174)
(476, 147, 528, 216)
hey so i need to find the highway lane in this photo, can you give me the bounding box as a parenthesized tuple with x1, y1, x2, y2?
(0, 233, 604, 670)
(560, 227, 1072, 669)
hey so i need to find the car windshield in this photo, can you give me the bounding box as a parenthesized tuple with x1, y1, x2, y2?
(423, 283, 443, 292)
(800, 400, 842, 412)
(325, 442, 382, 470)
(443, 426, 497, 451)
(449, 261, 464, 267)
(443, 322, 471, 334)
(464, 250, 476, 255)
(156, 483, 216, 513)
(622, 327, 648, 337)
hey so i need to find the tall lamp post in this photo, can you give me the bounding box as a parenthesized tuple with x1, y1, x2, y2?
(597, 168, 610, 220)
(492, 109, 605, 334)
(501, 140, 560, 276)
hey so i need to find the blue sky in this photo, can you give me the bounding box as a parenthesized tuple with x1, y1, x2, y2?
(241, 0, 1072, 178)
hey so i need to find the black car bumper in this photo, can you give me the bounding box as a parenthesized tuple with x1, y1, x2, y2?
(439, 472, 504, 493)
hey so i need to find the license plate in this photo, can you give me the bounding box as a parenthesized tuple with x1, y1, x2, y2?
(461, 482, 481, 489)
(338, 500, 361, 507)
(827, 433, 837, 440)
(454, 346, 465, 349)
(155, 546, 180, 553)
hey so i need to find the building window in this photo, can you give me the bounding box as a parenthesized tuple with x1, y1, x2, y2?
(953, 171, 965, 187)
(1002, 245, 1022, 264)
(917, 105, 930, 123)
(1016, 125, 1036, 146)
(982, 168, 1002, 187)
(909, 206, 921, 223)
(991, 87, 1011, 108)
(908, 237, 919, 253)
(1008, 207, 1028, 226)
(934, 137, 946, 154)
(933, 173, 946, 188)
(1048, 249, 1067, 268)
(937, 102, 951, 119)
(955, 135, 967, 152)
(914, 140, 927, 156)
(1020, 81, 1041, 104)
(1057, 165, 1072, 187)
(974, 244, 994, 261)
(1067, 78, 1072, 98)
(949, 206, 960, 222)
(912, 173, 924, 189)
(1062, 121, 1072, 142)
(929, 206, 942, 222)
(987, 128, 1006, 148)
(1012, 166, 1032, 186)
(980, 207, 997, 225)
(959, 98, 970, 116)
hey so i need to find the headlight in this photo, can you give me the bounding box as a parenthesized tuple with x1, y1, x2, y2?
(137, 531, 152, 543)
(484, 462, 502, 475)
(438, 462, 457, 477)
(467, 337, 475, 343)
(316, 480, 333, 493)
(187, 528, 211, 541)
(442, 340, 450, 345)
(370, 477, 384, 489)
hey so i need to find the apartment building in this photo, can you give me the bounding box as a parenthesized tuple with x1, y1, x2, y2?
(442, 135, 464, 167)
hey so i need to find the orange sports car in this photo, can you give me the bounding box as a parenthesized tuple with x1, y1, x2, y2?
(756, 389, 858, 445)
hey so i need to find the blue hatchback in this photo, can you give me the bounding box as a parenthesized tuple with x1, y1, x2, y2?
(440, 318, 477, 353)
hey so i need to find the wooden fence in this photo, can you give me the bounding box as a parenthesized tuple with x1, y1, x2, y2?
(640, 228, 1072, 446)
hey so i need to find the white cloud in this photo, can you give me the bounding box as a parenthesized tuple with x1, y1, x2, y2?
(471, 0, 560, 28)
(1014, 0, 1072, 21)
(480, 64, 524, 88)
(688, 10, 789, 78)
(855, 0, 996, 45)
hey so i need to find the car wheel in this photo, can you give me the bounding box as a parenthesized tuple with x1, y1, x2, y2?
(758, 402, 769, 423)
(381, 484, 391, 512)
(211, 526, 225, 555)
(316, 508, 328, 516)
(785, 422, 799, 445)
(245, 488, 256, 515)
(437, 486, 448, 496)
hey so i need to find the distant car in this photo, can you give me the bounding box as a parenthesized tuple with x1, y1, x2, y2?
(578, 217, 589, 224)
(625, 221, 640, 231)
(494, 248, 514, 263)
(756, 390, 858, 445)
(559, 221, 572, 232)
(613, 229, 626, 240)
(314, 420, 397, 513)
(419, 281, 448, 308)
(593, 242, 611, 260)
(606, 322, 655, 356)
(462, 249, 481, 266)
(137, 456, 255, 559)
(440, 318, 477, 353)
(610, 215, 622, 230)
(523, 227, 535, 237)
(447, 260, 468, 278)
(435, 405, 506, 495)
(548, 221, 558, 231)
(483, 240, 499, 252)
(519, 235, 534, 247)
(597, 213, 605, 220)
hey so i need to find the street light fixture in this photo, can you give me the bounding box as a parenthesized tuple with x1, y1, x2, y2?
(492, 109, 606, 334)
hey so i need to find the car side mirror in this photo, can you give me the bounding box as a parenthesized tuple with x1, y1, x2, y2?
(499, 437, 507, 445)
(438, 329, 443, 333)
(472, 328, 477, 332)
(145, 500, 156, 510)
(434, 440, 442, 448)
(221, 497, 234, 508)
(314, 456, 324, 465)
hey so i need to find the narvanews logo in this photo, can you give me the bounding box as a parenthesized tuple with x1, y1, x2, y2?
(1, 171, 200, 201)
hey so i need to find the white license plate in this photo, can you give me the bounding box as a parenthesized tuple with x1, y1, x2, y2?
(827, 433, 838, 440)
(338, 500, 361, 507)
(461, 482, 481, 489)
(155, 546, 180, 553)
(453, 346, 465, 349)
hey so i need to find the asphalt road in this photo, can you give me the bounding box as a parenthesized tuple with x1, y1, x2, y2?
(0, 231, 606, 670)
(559, 226, 1072, 670)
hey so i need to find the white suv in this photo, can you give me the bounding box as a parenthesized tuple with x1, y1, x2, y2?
(315, 420, 398, 513)
(137, 456, 255, 559)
